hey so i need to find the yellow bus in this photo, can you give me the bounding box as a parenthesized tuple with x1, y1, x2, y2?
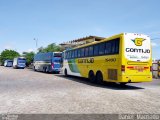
(61, 33, 152, 85)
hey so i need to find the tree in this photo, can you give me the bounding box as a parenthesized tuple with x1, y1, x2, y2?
(22, 52, 35, 66)
(37, 47, 44, 53)
(0, 49, 20, 64)
(0, 54, 2, 65)
(37, 43, 61, 53)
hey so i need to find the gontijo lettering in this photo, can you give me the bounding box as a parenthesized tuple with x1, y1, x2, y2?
(126, 48, 150, 53)
(78, 58, 94, 63)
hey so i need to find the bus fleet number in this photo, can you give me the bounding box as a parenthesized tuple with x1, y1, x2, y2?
(105, 58, 116, 62)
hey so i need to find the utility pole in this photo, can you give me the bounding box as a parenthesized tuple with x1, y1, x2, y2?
(34, 38, 38, 53)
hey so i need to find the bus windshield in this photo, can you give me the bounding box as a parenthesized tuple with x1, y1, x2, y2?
(53, 53, 62, 63)
(18, 58, 26, 63)
(52, 57, 61, 63)
(54, 53, 62, 57)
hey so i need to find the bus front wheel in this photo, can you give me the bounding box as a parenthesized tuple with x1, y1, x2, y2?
(89, 71, 96, 83)
(64, 69, 68, 77)
(34, 66, 37, 71)
(96, 71, 103, 84)
(45, 67, 49, 73)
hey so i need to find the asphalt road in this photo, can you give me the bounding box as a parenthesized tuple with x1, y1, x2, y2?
(0, 66, 160, 114)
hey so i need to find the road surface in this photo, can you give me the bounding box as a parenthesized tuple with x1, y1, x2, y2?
(0, 66, 160, 114)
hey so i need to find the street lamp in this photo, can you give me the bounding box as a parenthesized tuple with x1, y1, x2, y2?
(34, 38, 38, 48)
(34, 38, 38, 53)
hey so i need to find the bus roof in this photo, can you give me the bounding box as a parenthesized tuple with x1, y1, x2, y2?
(37, 52, 61, 54)
(5, 59, 13, 62)
(14, 57, 26, 60)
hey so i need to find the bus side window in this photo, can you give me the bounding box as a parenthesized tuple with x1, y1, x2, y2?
(74, 50, 78, 58)
(115, 39, 120, 54)
(94, 45, 99, 56)
(68, 51, 71, 59)
(105, 42, 111, 54)
(71, 50, 75, 58)
(89, 46, 93, 56)
(70, 51, 72, 59)
(67, 51, 69, 59)
(66, 51, 68, 59)
(81, 48, 85, 57)
(65, 52, 67, 59)
(85, 47, 89, 57)
(99, 43, 105, 55)
(111, 40, 115, 54)
(78, 49, 81, 58)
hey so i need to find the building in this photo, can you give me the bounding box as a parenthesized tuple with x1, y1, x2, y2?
(152, 59, 160, 78)
(59, 36, 105, 50)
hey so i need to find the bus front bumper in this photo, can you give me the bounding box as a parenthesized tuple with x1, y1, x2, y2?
(50, 68, 61, 73)
(17, 65, 26, 68)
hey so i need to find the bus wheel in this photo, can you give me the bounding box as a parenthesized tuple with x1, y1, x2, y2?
(34, 66, 37, 71)
(89, 71, 95, 83)
(45, 69, 48, 73)
(14, 65, 17, 69)
(45, 67, 49, 73)
(43, 68, 46, 72)
(64, 69, 68, 77)
(96, 71, 103, 84)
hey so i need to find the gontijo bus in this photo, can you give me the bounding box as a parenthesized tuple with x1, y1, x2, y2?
(61, 33, 152, 85)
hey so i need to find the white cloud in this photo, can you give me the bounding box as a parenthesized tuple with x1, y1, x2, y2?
(27, 48, 34, 52)
(4, 45, 13, 50)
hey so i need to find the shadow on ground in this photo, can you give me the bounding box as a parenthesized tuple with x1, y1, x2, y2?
(55, 74, 145, 90)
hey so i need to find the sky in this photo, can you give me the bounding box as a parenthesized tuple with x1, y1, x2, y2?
(0, 0, 160, 59)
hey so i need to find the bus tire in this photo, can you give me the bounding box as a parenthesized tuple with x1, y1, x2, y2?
(34, 66, 37, 71)
(56, 71, 60, 74)
(45, 68, 48, 73)
(43, 68, 45, 72)
(64, 69, 68, 77)
(45, 67, 49, 73)
(89, 70, 96, 83)
(96, 71, 103, 84)
(13, 65, 17, 69)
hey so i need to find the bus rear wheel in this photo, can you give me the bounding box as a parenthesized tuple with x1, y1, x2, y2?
(88, 71, 96, 83)
(43, 67, 46, 73)
(96, 71, 103, 84)
(45, 68, 48, 73)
